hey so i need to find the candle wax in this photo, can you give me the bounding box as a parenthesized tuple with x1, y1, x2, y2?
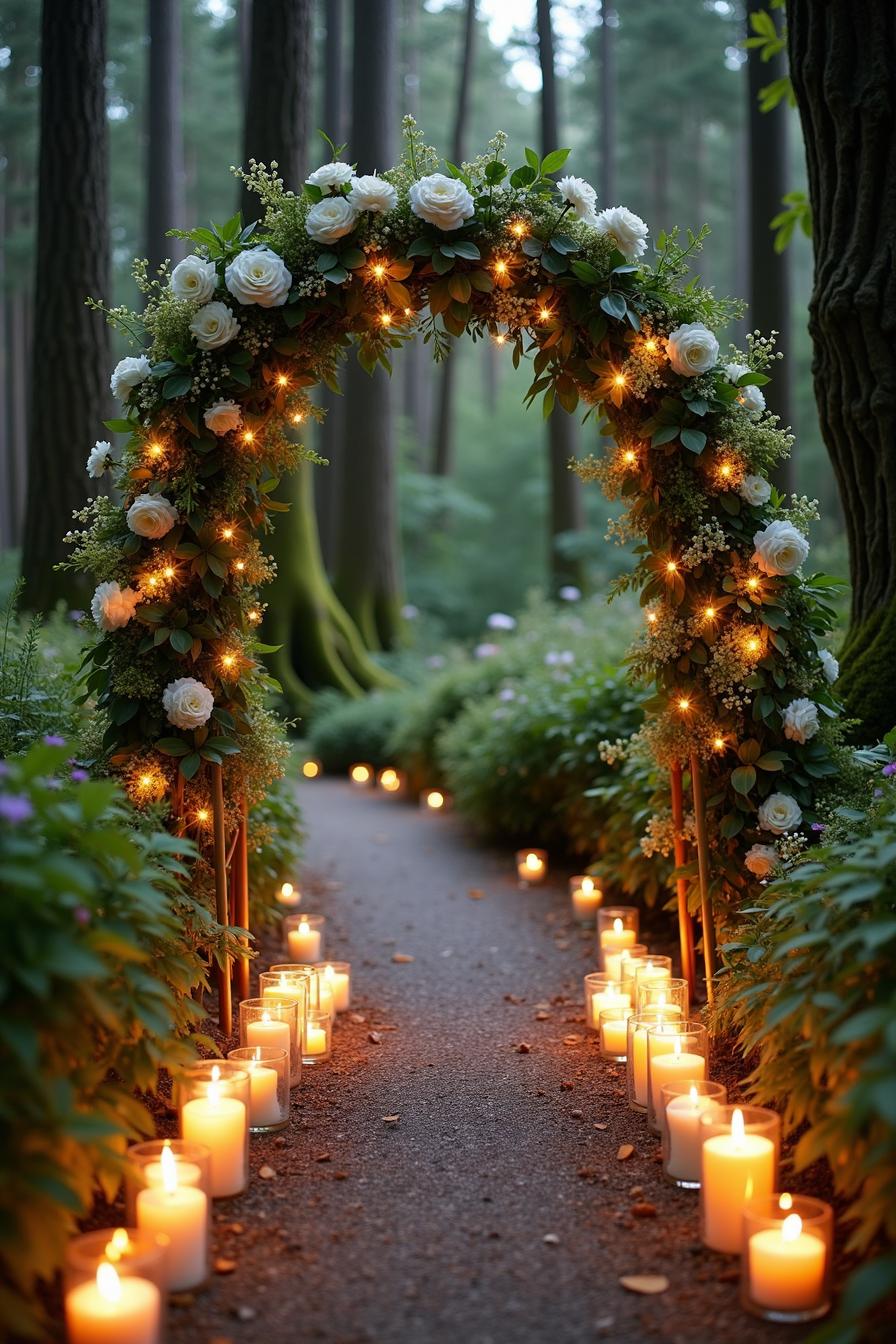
(664, 1092, 718, 1184)
(571, 887, 601, 922)
(247, 1063, 281, 1126)
(136, 1182, 208, 1291)
(327, 970, 350, 1013)
(600, 1017, 629, 1057)
(305, 1024, 327, 1056)
(65, 1274, 161, 1344)
(649, 1050, 706, 1118)
(287, 927, 321, 962)
(591, 989, 631, 1026)
(181, 1094, 246, 1198)
(246, 1015, 291, 1059)
(748, 1225, 826, 1311)
(702, 1132, 775, 1252)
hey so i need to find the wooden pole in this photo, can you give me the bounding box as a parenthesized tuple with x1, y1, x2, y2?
(232, 797, 251, 1003)
(689, 752, 717, 1007)
(211, 763, 232, 1034)
(669, 762, 697, 1000)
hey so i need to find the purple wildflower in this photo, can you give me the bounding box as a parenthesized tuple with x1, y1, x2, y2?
(810, 822, 826, 833)
(0, 794, 34, 824)
(73, 906, 91, 927)
(43, 734, 65, 747)
(882, 762, 896, 777)
(70, 768, 89, 783)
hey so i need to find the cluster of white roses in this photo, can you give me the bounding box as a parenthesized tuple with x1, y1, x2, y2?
(167, 245, 293, 354)
(555, 177, 649, 262)
(663, 324, 767, 418)
(304, 160, 399, 244)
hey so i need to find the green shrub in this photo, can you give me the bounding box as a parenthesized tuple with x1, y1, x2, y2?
(306, 688, 410, 773)
(585, 746, 673, 907)
(388, 658, 514, 787)
(0, 741, 218, 1339)
(0, 583, 87, 756)
(248, 765, 304, 931)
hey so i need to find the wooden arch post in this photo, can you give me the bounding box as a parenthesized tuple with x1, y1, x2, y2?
(689, 753, 717, 1008)
(670, 762, 697, 1000)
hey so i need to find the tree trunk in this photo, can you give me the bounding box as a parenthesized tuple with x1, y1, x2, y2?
(20, 0, 109, 610)
(537, 0, 585, 593)
(786, 0, 896, 742)
(747, 30, 793, 489)
(334, 0, 404, 650)
(146, 0, 186, 273)
(430, 0, 477, 478)
(241, 0, 311, 219)
(399, 0, 428, 456)
(598, 6, 616, 203)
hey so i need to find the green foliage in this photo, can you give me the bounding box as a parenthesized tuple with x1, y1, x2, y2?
(307, 689, 410, 774)
(0, 742, 212, 1338)
(0, 582, 86, 756)
(247, 767, 305, 931)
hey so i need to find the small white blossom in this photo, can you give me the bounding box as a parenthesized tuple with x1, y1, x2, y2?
(409, 173, 475, 230)
(163, 677, 214, 730)
(189, 301, 240, 350)
(739, 474, 772, 506)
(110, 355, 151, 401)
(306, 161, 354, 190)
(665, 323, 719, 376)
(593, 205, 649, 261)
(819, 648, 839, 684)
(90, 581, 140, 631)
(783, 698, 820, 744)
(556, 175, 597, 222)
(726, 362, 766, 415)
(558, 585, 581, 602)
(347, 174, 398, 214)
(487, 612, 516, 631)
(86, 440, 112, 478)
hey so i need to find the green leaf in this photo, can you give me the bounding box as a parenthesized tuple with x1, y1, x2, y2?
(541, 147, 571, 175)
(406, 237, 434, 258)
(180, 752, 202, 780)
(451, 240, 481, 260)
(730, 765, 757, 795)
(162, 372, 192, 399)
(679, 427, 707, 454)
(599, 292, 627, 320)
(155, 737, 190, 756)
(169, 628, 193, 654)
(510, 164, 537, 189)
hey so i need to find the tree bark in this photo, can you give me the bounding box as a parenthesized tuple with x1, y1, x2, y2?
(747, 30, 793, 489)
(598, 6, 616, 203)
(146, 0, 186, 273)
(537, 0, 585, 593)
(787, 0, 896, 742)
(20, 0, 109, 610)
(241, 0, 311, 218)
(399, 0, 428, 455)
(334, 0, 404, 649)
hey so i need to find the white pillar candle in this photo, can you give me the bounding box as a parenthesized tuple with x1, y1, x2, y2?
(702, 1109, 775, 1253)
(631, 1017, 671, 1106)
(246, 1012, 291, 1059)
(322, 964, 350, 1013)
(748, 1213, 826, 1311)
(305, 1022, 327, 1056)
(665, 1089, 719, 1184)
(66, 1264, 160, 1344)
(571, 877, 602, 922)
(181, 1067, 247, 1198)
(262, 974, 304, 1006)
(288, 919, 321, 963)
(600, 1016, 630, 1056)
(636, 959, 671, 986)
(135, 1145, 208, 1291)
(246, 1060, 281, 1127)
(591, 987, 631, 1022)
(600, 917, 636, 956)
(649, 1041, 706, 1117)
(276, 881, 301, 907)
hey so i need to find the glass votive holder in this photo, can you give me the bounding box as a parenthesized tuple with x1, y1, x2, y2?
(625, 1007, 672, 1112)
(239, 996, 300, 1087)
(275, 880, 301, 907)
(598, 1006, 633, 1061)
(699, 1105, 781, 1254)
(604, 942, 648, 983)
(637, 975, 689, 1017)
(176, 1060, 250, 1199)
(569, 874, 603, 925)
(597, 906, 639, 971)
(125, 1140, 211, 1292)
(313, 960, 352, 1013)
(377, 766, 405, 794)
(633, 955, 673, 995)
(303, 1007, 332, 1063)
(266, 963, 318, 1011)
(516, 848, 548, 884)
(349, 762, 374, 786)
(661, 1081, 728, 1188)
(228, 1045, 290, 1132)
(420, 787, 451, 811)
(584, 971, 634, 1030)
(646, 1019, 709, 1133)
(282, 912, 325, 962)
(64, 1228, 167, 1344)
(741, 1193, 833, 1322)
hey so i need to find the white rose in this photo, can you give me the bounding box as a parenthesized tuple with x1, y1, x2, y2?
(726, 362, 767, 416)
(162, 677, 214, 730)
(758, 792, 803, 835)
(225, 245, 292, 308)
(169, 254, 217, 304)
(90, 580, 140, 632)
(306, 161, 354, 190)
(87, 440, 112, 478)
(126, 493, 178, 539)
(203, 399, 243, 435)
(665, 322, 720, 377)
(782, 697, 820, 745)
(739, 474, 772, 506)
(189, 301, 240, 350)
(409, 173, 475, 231)
(557, 174, 597, 221)
(305, 196, 359, 245)
(744, 843, 779, 878)
(593, 205, 649, 262)
(347, 173, 398, 214)
(752, 519, 810, 576)
(819, 648, 839, 684)
(110, 355, 152, 401)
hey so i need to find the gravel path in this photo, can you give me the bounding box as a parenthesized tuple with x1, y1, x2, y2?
(168, 777, 805, 1344)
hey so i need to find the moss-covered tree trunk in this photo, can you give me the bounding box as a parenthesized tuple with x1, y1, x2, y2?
(787, 1, 896, 742)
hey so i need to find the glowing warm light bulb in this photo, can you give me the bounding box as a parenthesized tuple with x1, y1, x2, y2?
(646, 611, 657, 625)
(644, 338, 657, 353)
(779, 1192, 793, 1211)
(302, 760, 320, 779)
(713, 736, 725, 751)
(221, 526, 234, 540)
(196, 807, 210, 824)
(494, 333, 506, 345)
(495, 260, 507, 275)
(291, 412, 304, 424)
(614, 373, 626, 388)
(96, 1262, 122, 1304)
(160, 1142, 179, 1194)
(148, 442, 163, 458)
(666, 560, 677, 573)
(704, 606, 716, 619)
(350, 763, 371, 784)
(234, 560, 246, 572)
(510, 220, 527, 237)
(248, 608, 261, 623)
(539, 307, 551, 322)
(380, 312, 393, 326)
(731, 1106, 745, 1147)
(677, 697, 691, 712)
(372, 263, 386, 279)
(425, 789, 445, 809)
(746, 636, 761, 655)
(747, 577, 760, 592)
(582, 876, 594, 895)
(276, 374, 289, 387)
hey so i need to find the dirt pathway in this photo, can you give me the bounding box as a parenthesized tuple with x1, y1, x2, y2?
(168, 777, 803, 1344)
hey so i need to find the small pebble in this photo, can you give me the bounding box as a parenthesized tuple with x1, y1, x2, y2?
(516, 1042, 531, 1054)
(258, 1165, 276, 1180)
(543, 1233, 560, 1246)
(214, 1258, 237, 1275)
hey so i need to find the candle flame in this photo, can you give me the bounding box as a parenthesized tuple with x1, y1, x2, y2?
(731, 1107, 745, 1146)
(208, 1063, 221, 1106)
(324, 964, 334, 982)
(779, 1192, 793, 1211)
(104, 1228, 131, 1262)
(525, 852, 542, 871)
(613, 917, 623, 935)
(582, 877, 594, 895)
(781, 1213, 802, 1242)
(262, 1010, 271, 1023)
(426, 789, 445, 809)
(280, 882, 294, 899)
(673, 1038, 682, 1058)
(160, 1142, 179, 1194)
(96, 1262, 121, 1303)
(645, 959, 654, 972)
(689, 1085, 699, 1105)
(299, 918, 310, 934)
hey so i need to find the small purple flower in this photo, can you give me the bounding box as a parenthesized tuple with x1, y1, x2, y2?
(0, 761, 9, 778)
(70, 768, 89, 783)
(882, 762, 896, 777)
(873, 788, 884, 799)
(69, 610, 85, 624)
(73, 905, 91, 927)
(43, 734, 65, 747)
(0, 794, 33, 824)
(810, 822, 826, 833)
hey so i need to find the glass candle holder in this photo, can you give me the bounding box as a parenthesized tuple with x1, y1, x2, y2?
(741, 1194, 833, 1322)
(598, 1006, 633, 1061)
(266, 964, 318, 1011)
(637, 976, 689, 1018)
(282, 912, 325, 962)
(568, 874, 603, 925)
(239, 996, 300, 1087)
(312, 961, 352, 1013)
(348, 762, 374, 787)
(633, 955, 673, 995)
(516, 848, 548, 884)
(604, 942, 648, 983)
(125, 1140, 211, 1292)
(584, 971, 634, 1030)
(377, 766, 405, 794)
(646, 1019, 709, 1133)
(64, 1229, 167, 1344)
(228, 1046, 289, 1133)
(661, 1081, 728, 1188)
(420, 788, 451, 811)
(699, 1105, 781, 1254)
(303, 1007, 332, 1063)
(176, 1061, 249, 1199)
(626, 1007, 674, 1111)
(597, 906, 639, 971)
(275, 880, 302, 908)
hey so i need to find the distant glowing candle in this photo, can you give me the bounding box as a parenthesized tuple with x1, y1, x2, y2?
(649, 1036, 707, 1117)
(245, 1048, 281, 1128)
(288, 917, 321, 963)
(65, 1263, 161, 1344)
(422, 788, 447, 810)
(601, 916, 636, 955)
(276, 881, 300, 907)
(349, 763, 372, 786)
(321, 962, 350, 1013)
(516, 849, 547, 884)
(591, 981, 632, 1018)
(246, 1009, 291, 1059)
(377, 767, 402, 793)
(569, 875, 602, 923)
(135, 1144, 208, 1291)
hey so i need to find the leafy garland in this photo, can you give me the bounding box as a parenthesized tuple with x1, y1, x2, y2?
(70, 118, 842, 917)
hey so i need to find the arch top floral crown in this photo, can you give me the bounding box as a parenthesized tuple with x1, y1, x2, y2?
(73, 117, 842, 964)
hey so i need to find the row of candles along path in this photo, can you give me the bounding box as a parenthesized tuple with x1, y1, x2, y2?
(300, 755, 453, 813)
(63, 903, 348, 1344)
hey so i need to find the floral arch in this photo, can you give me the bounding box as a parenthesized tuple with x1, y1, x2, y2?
(73, 120, 842, 1027)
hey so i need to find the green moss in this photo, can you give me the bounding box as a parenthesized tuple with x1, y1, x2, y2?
(838, 596, 896, 743)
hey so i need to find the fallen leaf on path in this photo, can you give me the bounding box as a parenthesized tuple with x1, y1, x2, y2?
(534, 1010, 550, 1021)
(368, 1031, 382, 1044)
(619, 1274, 669, 1295)
(333, 1171, 348, 1180)
(314, 1152, 332, 1163)
(594, 1123, 608, 1130)
(543, 1233, 560, 1246)
(516, 1042, 531, 1053)
(349, 1012, 367, 1024)
(392, 952, 415, 963)
(631, 1202, 657, 1218)
(468, 888, 485, 900)
(214, 1258, 237, 1275)
(616, 1144, 635, 1161)
(504, 993, 524, 1004)
(563, 1034, 583, 1045)
(257, 1165, 276, 1180)
(382, 1115, 400, 1124)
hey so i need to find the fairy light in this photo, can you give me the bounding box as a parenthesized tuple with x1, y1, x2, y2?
(302, 760, 321, 779)
(380, 312, 393, 327)
(372, 262, 386, 279)
(494, 259, 508, 276)
(622, 449, 637, 465)
(613, 373, 626, 388)
(746, 576, 760, 592)
(646, 611, 658, 625)
(131, 766, 166, 804)
(712, 736, 726, 751)
(644, 338, 657, 353)
(404, 307, 413, 317)
(196, 807, 210, 825)
(276, 374, 289, 387)
(745, 633, 762, 656)
(719, 460, 733, 480)
(163, 565, 175, 580)
(242, 430, 255, 445)
(248, 608, 262, 623)
(494, 333, 506, 346)
(677, 697, 691, 712)
(291, 411, 304, 424)
(666, 560, 678, 574)
(704, 605, 716, 619)
(221, 526, 235, 541)
(234, 560, 246, 572)
(539, 307, 551, 322)
(220, 652, 237, 672)
(147, 441, 164, 459)
(510, 220, 527, 238)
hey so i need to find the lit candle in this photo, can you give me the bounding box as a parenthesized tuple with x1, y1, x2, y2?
(516, 849, 547, 883)
(65, 1263, 161, 1344)
(378, 767, 402, 793)
(288, 917, 321, 963)
(245, 1048, 281, 1127)
(600, 916, 636, 956)
(640, 989, 682, 1019)
(349, 763, 372, 786)
(181, 1065, 247, 1198)
(246, 1009, 291, 1059)
(135, 1144, 208, 1291)
(276, 881, 301, 907)
(600, 1013, 631, 1057)
(604, 945, 646, 982)
(702, 1108, 776, 1253)
(570, 875, 602, 923)
(649, 1037, 706, 1118)
(591, 982, 632, 1019)
(262, 972, 303, 1005)
(635, 957, 671, 987)
(748, 1207, 827, 1312)
(665, 1086, 719, 1185)
(422, 788, 447, 810)
(321, 963, 350, 1013)
(305, 1021, 328, 1056)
